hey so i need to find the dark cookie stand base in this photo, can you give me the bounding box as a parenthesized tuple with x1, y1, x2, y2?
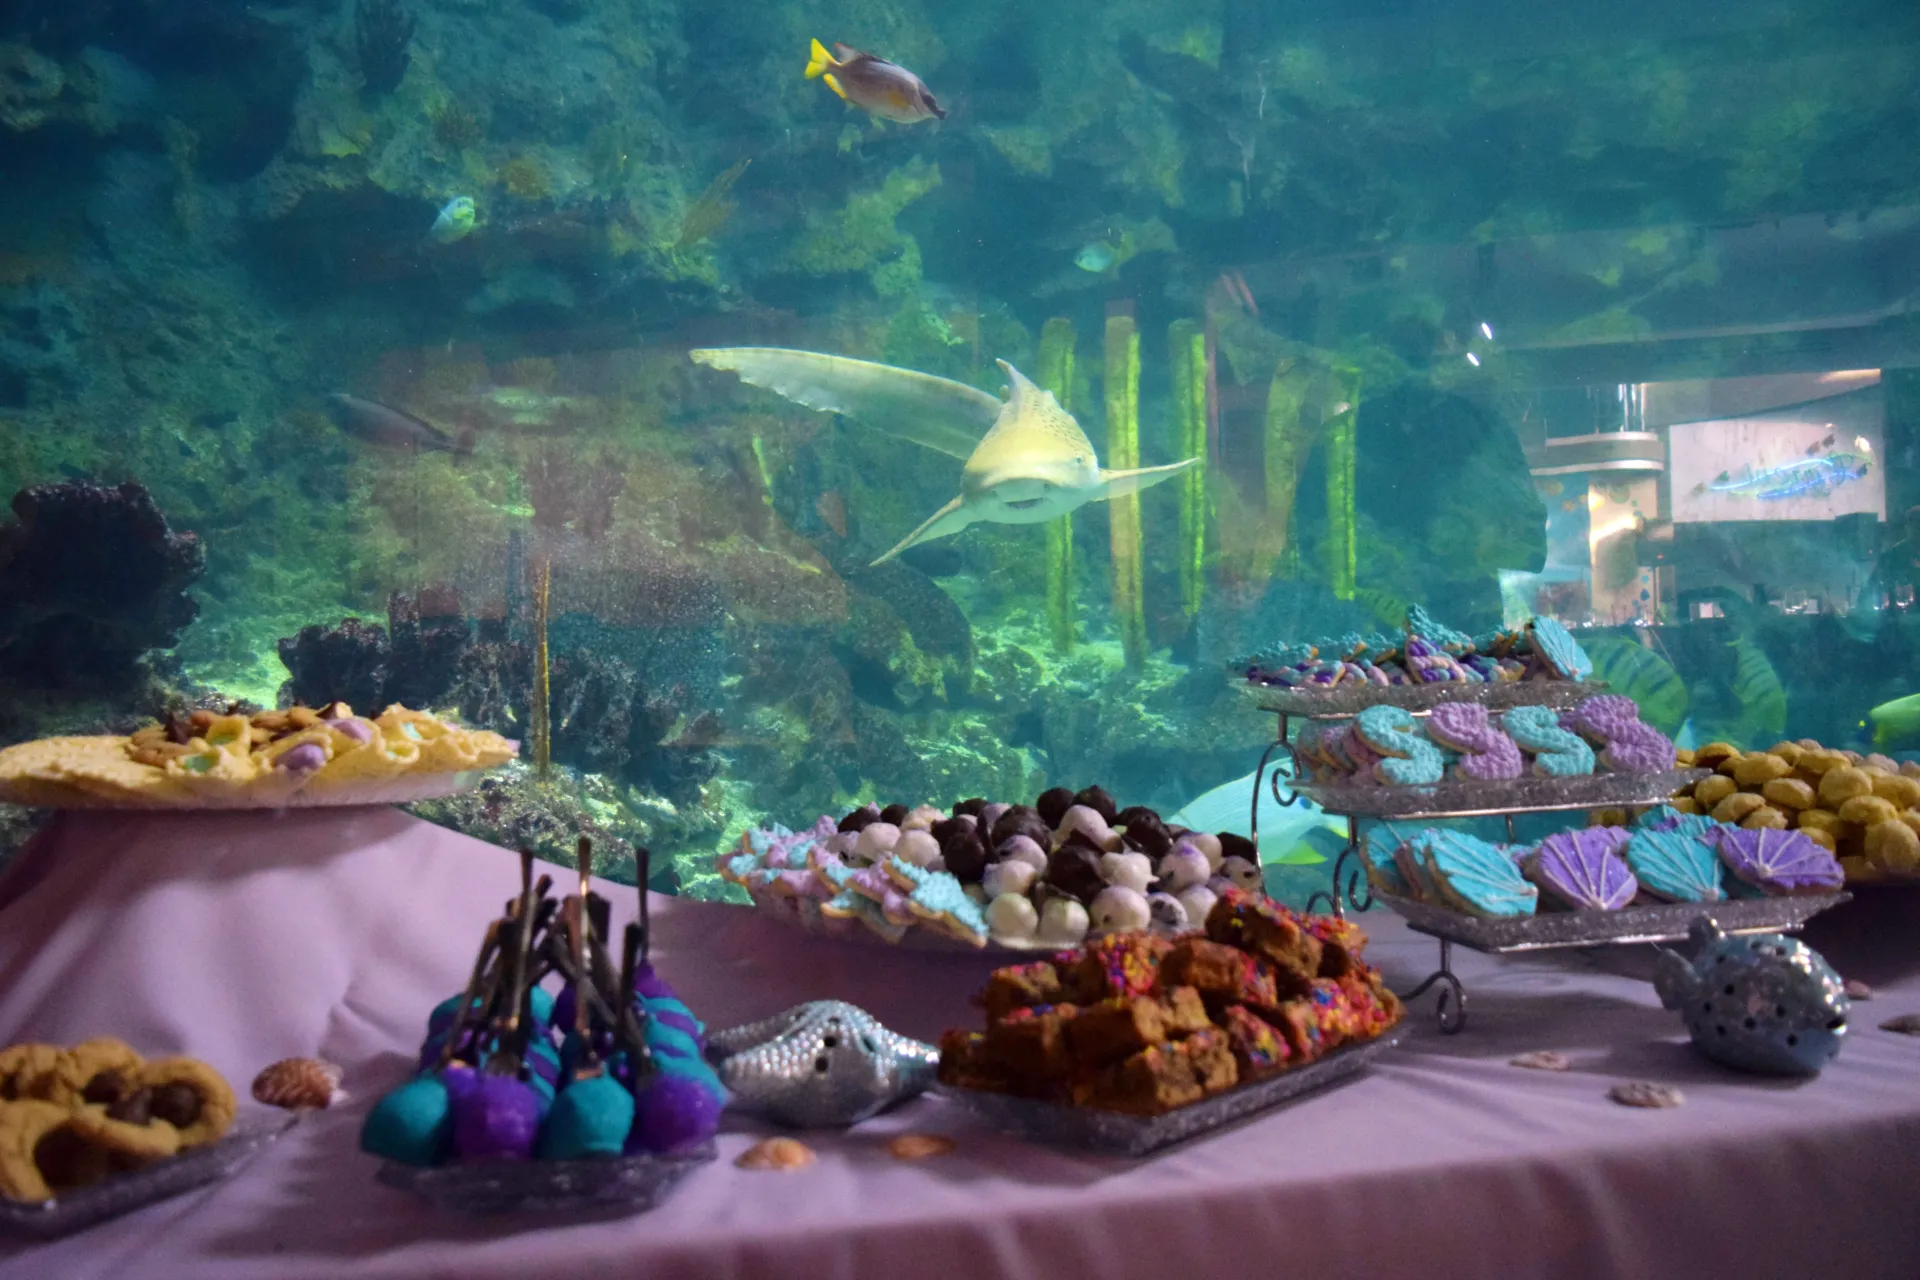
(1, 808, 1918, 1279)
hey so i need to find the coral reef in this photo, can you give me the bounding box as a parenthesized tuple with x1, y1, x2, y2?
(0, 481, 204, 691)
(352, 0, 416, 97)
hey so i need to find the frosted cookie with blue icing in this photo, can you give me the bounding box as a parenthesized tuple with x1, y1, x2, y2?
(1354, 706, 1446, 786)
(1623, 827, 1725, 903)
(1526, 615, 1593, 682)
(1414, 830, 1538, 917)
(883, 856, 990, 947)
(1361, 826, 1413, 897)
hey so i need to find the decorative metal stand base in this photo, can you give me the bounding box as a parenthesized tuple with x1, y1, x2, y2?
(1402, 938, 1468, 1034)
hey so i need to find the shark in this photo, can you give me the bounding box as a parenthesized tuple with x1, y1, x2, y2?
(690, 347, 1198, 565)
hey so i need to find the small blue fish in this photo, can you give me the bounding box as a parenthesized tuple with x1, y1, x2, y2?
(1074, 241, 1116, 273)
(1709, 452, 1871, 500)
(429, 196, 476, 244)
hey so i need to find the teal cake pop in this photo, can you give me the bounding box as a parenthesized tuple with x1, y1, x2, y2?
(359, 1065, 464, 1167)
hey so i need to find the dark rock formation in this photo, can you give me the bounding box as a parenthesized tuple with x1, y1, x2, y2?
(353, 0, 414, 96)
(277, 617, 390, 711)
(0, 480, 204, 691)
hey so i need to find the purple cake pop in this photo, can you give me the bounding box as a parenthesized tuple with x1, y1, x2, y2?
(449, 1070, 544, 1161)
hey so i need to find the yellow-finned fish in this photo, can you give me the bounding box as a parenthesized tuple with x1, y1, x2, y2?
(805, 39, 946, 124)
(1867, 692, 1920, 751)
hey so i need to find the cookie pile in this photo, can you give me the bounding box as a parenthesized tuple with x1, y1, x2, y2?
(0, 1038, 236, 1203)
(1367, 804, 1844, 919)
(1669, 740, 1920, 878)
(937, 890, 1401, 1116)
(1298, 693, 1676, 789)
(724, 786, 1267, 949)
(0, 703, 516, 808)
(1240, 608, 1592, 690)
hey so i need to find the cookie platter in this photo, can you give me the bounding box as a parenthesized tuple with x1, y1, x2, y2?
(1241, 679, 1597, 720)
(376, 1143, 716, 1216)
(0, 1112, 295, 1240)
(1293, 769, 1711, 821)
(1377, 892, 1851, 953)
(939, 1029, 1405, 1157)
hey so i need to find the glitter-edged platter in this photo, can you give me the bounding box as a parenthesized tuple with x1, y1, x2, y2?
(1292, 769, 1708, 820)
(376, 1142, 715, 1216)
(938, 1029, 1404, 1157)
(0, 770, 492, 811)
(740, 889, 1048, 954)
(0, 1112, 295, 1241)
(1376, 892, 1850, 953)
(1239, 679, 1599, 719)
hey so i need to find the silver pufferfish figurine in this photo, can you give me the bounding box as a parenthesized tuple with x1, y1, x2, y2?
(707, 1000, 939, 1128)
(1654, 917, 1849, 1076)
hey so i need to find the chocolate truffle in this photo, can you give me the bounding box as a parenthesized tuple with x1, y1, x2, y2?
(952, 797, 989, 819)
(1116, 807, 1173, 858)
(1035, 787, 1078, 828)
(939, 828, 991, 883)
(1218, 832, 1258, 867)
(879, 803, 911, 826)
(1044, 844, 1108, 904)
(837, 806, 880, 834)
(991, 805, 1051, 851)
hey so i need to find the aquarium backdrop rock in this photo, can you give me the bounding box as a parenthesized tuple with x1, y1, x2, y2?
(1, 0, 1917, 892)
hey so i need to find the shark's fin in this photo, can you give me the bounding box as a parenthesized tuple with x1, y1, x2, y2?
(691, 348, 1000, 460)
(1096, 457, 1199, 499)
(870, 495, 972, 566)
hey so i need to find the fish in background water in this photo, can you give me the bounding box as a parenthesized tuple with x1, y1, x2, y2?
(1866, 693, 1920, 752)
(325, 394, 473, 455)
(1074, 242, 1116, 273)
(1165, 769, 1347, 866)
(428, 196, 476, 244)
(805, 40, 946, 124)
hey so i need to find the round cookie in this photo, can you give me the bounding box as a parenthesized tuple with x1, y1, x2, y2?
(1732, 754, 1792, 787)
(0, 1099, 107, 1203)
(1838, 795, 1899, 827)
(1866, 820, 1920, 873)
(136, 1058, 236, 1149)
(0, 1045, 62, 1103)
(1761, 778, 1816, 811)
(49, 1037, 144, 1109)
(1817, 767, 1872, 806)
(1693, 775, 1739, 808)
(69, 1099, 183, 1167)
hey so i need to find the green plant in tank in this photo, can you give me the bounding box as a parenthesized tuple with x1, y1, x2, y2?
(784, 158, 941, 278)
(1168, 319, 1207, 620)
(1104, 312, 1147, 670)
(1323, 367, 1360, 601)
(1037, 317, 1076, 655)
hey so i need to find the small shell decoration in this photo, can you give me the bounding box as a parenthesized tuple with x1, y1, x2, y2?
(251, 1057, 344, 1110)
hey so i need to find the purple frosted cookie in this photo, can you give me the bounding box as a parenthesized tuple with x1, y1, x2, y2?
(1426, 702, 1524, 781)
(1571, 694, 1677, 774)
(1708, 827, 1843, 895)
(1524, 829, 1639, 911)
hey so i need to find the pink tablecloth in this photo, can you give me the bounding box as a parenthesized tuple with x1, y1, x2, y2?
(1, 809, 1918, 1280)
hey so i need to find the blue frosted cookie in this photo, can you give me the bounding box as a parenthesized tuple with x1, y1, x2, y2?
(1411, 830, 1538, 917)
(1354, 705, 1446, 786)
(1623, 828, 1724, 903)
(1527, 616, 1594, 681)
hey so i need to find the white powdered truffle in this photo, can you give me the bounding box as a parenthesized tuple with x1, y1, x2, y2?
(854, 822, 902, 861)
(986, 893, 1040, 942)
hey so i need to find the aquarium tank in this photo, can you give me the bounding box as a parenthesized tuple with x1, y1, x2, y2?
(1, 0, 1916, 901)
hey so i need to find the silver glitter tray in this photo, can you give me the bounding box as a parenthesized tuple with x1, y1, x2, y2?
(1377, 892, 1850, 953)
(938, 1028, 1404, 1156)
(376, 1142, 715, 1216)
(1239, 679, 1599, 720)
(0, 1111, 295, 1240)
(1294, 769, 1708, 819)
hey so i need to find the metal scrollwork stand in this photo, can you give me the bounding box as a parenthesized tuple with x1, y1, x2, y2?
(1250, 710, 1373, 922)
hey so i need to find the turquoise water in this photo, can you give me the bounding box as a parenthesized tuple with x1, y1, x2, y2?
(0, 0, 1916, 892)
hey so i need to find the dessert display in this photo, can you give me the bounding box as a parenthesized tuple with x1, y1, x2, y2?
(1666, 739, 1920, 883)
(362, 842, 722, 1214)
(1238, 607, 1593, 690)
(723, 786, 1271, 950)
(1368, 805, 1844, 919)
(937, 889, 1402, 1149)
(0, 703, 516, 810)
(1297, 693, 1677, 789)
(0, 1036, 260, 1235)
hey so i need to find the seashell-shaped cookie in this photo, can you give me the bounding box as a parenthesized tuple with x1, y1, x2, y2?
(1709, 827, 1843, 895)
(252, 1057, 344, 1111)
(1417, 831, 1538, 917)
(1624, 828, 1725, 903)
(1526, 829, 1638, 911)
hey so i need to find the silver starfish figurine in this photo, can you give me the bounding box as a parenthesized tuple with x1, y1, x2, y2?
(707, 1000, 940, 1128)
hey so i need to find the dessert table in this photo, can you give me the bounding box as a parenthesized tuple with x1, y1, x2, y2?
(1, 808, 1918, 1279)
